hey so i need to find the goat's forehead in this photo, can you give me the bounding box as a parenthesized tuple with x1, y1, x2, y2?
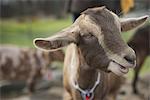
(96, 9, 120, 24)
(109, 11, 121, 28)
(80, 8, 120, 25)
(77, 9, 121, 33)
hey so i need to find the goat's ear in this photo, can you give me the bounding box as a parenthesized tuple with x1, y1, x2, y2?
(34, 26, 79, 51)
(121, 15, 148, 32)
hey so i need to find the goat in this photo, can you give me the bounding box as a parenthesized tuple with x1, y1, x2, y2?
(0, 45, 64, 92)
(106, 73, 125, 100)
(128, 24, 150, 94)
(34, 7, 148, 100)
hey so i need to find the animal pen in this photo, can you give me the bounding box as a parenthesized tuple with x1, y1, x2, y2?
(0, 0, 150, 100)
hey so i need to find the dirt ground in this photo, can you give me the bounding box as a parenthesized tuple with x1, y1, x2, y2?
(1, 74, 150, 100)
(117, 75, 150, 100)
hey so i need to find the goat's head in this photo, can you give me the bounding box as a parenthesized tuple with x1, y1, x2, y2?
(34, 7, 148, 76)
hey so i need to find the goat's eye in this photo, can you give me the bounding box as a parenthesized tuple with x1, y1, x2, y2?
(82, 33, 94, 38)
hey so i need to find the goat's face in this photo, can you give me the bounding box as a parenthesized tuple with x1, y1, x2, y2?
(34, 7, 148, 76)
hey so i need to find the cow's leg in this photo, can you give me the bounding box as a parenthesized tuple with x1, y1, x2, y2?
(63, 90, 73, 100)
(27, 67, 41, 93)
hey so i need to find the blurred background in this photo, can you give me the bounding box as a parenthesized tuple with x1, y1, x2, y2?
(0, 0, 149, 100)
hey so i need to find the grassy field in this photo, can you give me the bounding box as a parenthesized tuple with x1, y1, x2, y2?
(0, 18, 72, 47)
(0, 17, 149, 78)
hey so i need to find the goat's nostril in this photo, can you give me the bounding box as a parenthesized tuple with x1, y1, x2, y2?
(124, 55, 135, 65)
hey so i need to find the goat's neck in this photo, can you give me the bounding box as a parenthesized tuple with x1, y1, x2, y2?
(75, 48, 99, 90)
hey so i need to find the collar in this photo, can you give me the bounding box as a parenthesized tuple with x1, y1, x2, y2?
(71, 72, 100, 100)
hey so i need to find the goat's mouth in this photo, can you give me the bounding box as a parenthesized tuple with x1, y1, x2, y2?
(107, 60, 129, 76)
(112, 61, 129, 74)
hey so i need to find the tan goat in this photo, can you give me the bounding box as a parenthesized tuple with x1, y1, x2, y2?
(0, 45, 64, 92)
(34, 7, 148, 100)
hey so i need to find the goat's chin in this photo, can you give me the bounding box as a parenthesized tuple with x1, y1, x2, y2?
(107, 61, 129, 76)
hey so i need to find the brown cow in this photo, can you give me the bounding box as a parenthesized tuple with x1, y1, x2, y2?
(0, 45, 64, 92)
(34, 7, 148, 100)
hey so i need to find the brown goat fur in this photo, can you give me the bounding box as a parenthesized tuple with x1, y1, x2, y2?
(107, 73, 125, 100)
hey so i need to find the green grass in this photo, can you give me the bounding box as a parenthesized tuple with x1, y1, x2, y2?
(0, 18, 149, 77)
(0, 18, 72, 47)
